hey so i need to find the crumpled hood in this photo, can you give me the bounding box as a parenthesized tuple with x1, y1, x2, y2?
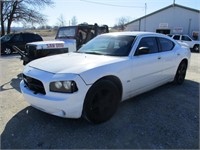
(28, 52, 126, 74)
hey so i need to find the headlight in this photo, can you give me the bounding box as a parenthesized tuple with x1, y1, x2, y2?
(50, 81, 78, 93)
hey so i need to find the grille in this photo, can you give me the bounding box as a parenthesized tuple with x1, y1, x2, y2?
(23, 74, 46, 95)
(36, 48, 68, 58)
(26, 45, 37, 59)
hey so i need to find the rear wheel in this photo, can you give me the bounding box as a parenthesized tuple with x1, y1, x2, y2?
(193, 44, 199, 52)
(174, 61, 187, 84)
(83, 80, 121, 124)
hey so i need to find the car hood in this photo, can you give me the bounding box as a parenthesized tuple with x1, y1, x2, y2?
(27, 40, 75, 49)
(28, 52, 126, 74)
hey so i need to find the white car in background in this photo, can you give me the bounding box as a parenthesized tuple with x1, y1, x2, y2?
(20, 32, 191, 123)
(168, 34, 200, 52)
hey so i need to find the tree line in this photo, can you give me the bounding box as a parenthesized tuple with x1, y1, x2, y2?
(1, 0, 131, 36)
(1, 0, 54, 36)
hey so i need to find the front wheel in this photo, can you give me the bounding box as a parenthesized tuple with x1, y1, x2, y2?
(83, 80, 121, 124)
(174, 61, 187, 85)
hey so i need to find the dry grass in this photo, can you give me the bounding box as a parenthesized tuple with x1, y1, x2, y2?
(23, 29, 57, 37)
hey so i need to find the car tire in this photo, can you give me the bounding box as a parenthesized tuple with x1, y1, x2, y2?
(4, 48, 12, 55)
(174, 61, 187, 85)
(193, 44, 199, 52)
(83, 79, 121, 124)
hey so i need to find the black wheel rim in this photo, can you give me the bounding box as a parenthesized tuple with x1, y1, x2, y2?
(86, 87, 118, 123)
(194, 46, 199, 52)
(89, 88, 116, 120)
(84, 80, 120, 123)
(177, 63, 186, 83)
(5, 48, 11, 55)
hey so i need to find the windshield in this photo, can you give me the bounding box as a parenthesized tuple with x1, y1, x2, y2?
(56, 27, 76, 38)
(1, 34, 13, 42)
(78, 35, 136, 56)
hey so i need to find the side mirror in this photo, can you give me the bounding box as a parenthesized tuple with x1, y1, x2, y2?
(135, 47, 150, 55)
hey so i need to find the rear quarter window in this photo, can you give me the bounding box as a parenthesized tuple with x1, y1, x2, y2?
(158, 37, 175, 52)
(23, 33, 42, 42)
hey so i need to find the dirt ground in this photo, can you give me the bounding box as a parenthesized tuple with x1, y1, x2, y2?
(0, 52, 199, 149)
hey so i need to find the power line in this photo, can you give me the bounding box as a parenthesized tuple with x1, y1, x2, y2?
(80, 0, 144, 8)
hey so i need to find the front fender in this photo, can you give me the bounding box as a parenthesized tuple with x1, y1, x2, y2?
(79, 62, 129, 85)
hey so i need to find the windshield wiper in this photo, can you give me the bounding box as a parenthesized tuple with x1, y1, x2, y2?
(83, 51, 104, 55)
(58, 36, 73, 38)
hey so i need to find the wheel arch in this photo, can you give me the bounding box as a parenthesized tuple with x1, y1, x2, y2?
(174, 58, 188, 85)
(180, 58, 188, 68)
(193, 44, 199, 48)
(92, 75, 123, 100)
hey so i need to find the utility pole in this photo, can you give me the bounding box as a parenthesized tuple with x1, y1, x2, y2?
(173, 0, 175, 6)
(144, 3, 147, 31)
(145, 3, 147, 16)
(188, 18, 192, 35)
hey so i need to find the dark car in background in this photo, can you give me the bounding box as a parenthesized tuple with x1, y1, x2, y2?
(1, 32, 43, 55)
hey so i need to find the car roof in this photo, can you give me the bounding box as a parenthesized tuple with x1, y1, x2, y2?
(5, 32, 40, 36)
(171, 34, 190, 36)
(102, 31, 165, 37)
(100, 31, 179, 45)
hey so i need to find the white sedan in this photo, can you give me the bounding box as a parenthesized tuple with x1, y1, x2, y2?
(20, 32, 191, 123)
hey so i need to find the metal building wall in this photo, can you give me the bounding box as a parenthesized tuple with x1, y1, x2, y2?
(125, 5, 199, 38)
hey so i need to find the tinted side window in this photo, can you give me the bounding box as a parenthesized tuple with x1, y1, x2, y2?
(12, 34, 23, 42)
(23, 34, 34, 42)
(158, 37, 175, 52)
(173, 35, 180, 40)
(34, 34, 42, 41)
(181, 36, 192, 41)
(136, 37, 159, 54)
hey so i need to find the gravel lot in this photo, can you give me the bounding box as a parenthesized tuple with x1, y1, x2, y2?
(0, 52, 199, 149)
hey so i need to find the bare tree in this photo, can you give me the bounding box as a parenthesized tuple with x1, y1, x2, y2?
(57, 14, 66, 26)
(115, 16, 131, 30)
(1, 0, 54, 36)
(71, 16, 78, 26)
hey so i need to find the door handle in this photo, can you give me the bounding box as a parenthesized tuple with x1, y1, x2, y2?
(177, 53, 180, 56)
(157, 57, 161, 59)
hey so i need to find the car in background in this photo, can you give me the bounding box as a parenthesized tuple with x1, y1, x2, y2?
(168, 34, 200, 52)
(55, 23, 109, 49)
(14, 24, 109, 65)
(1, 32, 43, 55)
(20, 32, 191, 123)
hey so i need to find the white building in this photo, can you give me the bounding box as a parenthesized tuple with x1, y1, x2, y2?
(125, 4, 200, 40)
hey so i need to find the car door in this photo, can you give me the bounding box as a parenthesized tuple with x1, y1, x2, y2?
(24, 33, 39, 43)
(11, 34, 24, 50)
(180, 35, 193, 48)
(157, 37, 178, 80)
(130, 36, 164, 96)
(23, 33, 34, 48)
